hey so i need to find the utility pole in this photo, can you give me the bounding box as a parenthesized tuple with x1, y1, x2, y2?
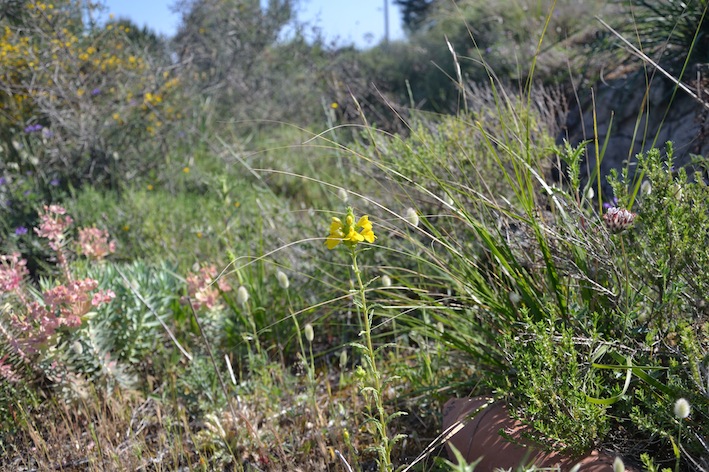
(384, 0, 389, 44)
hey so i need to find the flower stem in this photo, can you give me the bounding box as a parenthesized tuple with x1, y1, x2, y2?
(350, 247, 392, 471)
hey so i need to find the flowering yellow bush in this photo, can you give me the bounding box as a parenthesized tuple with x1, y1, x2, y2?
(0, 0, 184, 184)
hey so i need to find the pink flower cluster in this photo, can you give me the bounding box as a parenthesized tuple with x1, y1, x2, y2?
(21, 279, 115, 345)
(34, 204, 73, 251)
(603, 207, 637, 233)
(0, 252, 28, 293)
(183, 265, 231, 310)
(1, 206, 117, 352)
(78, 227, 116, 260)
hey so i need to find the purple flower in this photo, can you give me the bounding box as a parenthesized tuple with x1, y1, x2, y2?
(603, 197, 619, 209)
(15, 226, 28, 236)
(23, 190, 31, 196)
(0, 177, 6, 186)
(23, 124, 43, 133)
(50, 178, 60, 186)
(91, 88, 101, 96)
(42, 128, 54, 138)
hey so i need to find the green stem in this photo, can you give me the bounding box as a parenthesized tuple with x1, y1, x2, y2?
(350, 247, 392, 471)
(675, 421, 682, 472)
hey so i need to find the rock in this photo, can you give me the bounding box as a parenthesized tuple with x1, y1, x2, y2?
(558, 71, 709, 197)
(442, 397, 626, 471)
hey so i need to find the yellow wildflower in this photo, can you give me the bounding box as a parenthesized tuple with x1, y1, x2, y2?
(326, 208, 376, 250)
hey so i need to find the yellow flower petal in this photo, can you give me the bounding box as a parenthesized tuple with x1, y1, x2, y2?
(345, 227, 364, 244)
(330, 217, 342, 232)
(361, 228, 376, 243)
(357, 215, 371, 228)
(326, 217, 345, 249)
(326, 237, 341, 250)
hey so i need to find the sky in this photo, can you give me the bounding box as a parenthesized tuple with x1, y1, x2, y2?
(101, 0, 405, 48)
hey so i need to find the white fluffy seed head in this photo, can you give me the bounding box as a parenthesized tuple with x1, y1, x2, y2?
(674, 398, 691, 419)
(304, 323, 314, 343)
(404, 207, 419, 227)
(276, 270, 289, 289)
(509, 291, 521, 305)
(339, 349, 348, 369)
(381, 275, 392, 288)
(236, 286, 249, 306)
(613, 457, 625, 472)
(585, 186, 594, 200)
(337, 187, 348, 202)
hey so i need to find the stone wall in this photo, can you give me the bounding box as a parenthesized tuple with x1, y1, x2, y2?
(558, 71, 709, 197)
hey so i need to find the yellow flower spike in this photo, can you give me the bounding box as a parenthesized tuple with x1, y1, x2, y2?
(325, 209, 376, 250)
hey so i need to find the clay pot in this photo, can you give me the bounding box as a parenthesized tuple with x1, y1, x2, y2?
(442, 397, 622, 471)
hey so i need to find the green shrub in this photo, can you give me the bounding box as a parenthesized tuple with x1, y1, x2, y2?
(349, 80, 708, 465)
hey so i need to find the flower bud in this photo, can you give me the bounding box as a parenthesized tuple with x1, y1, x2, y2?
(304, 323, 314, 343)
(381, 275, 392, 288)
(404, 207, 419, 227)
(674, 398, 690, 419)
(276, 270, 289, 290)
(236, 286, 249, 306)
(337, 187, 348, 202)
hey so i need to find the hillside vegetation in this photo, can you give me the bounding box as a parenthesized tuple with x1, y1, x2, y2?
(1, 0, 708, 470)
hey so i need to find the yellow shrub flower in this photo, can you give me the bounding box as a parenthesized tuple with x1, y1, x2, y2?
(326, 208, 376, 250)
